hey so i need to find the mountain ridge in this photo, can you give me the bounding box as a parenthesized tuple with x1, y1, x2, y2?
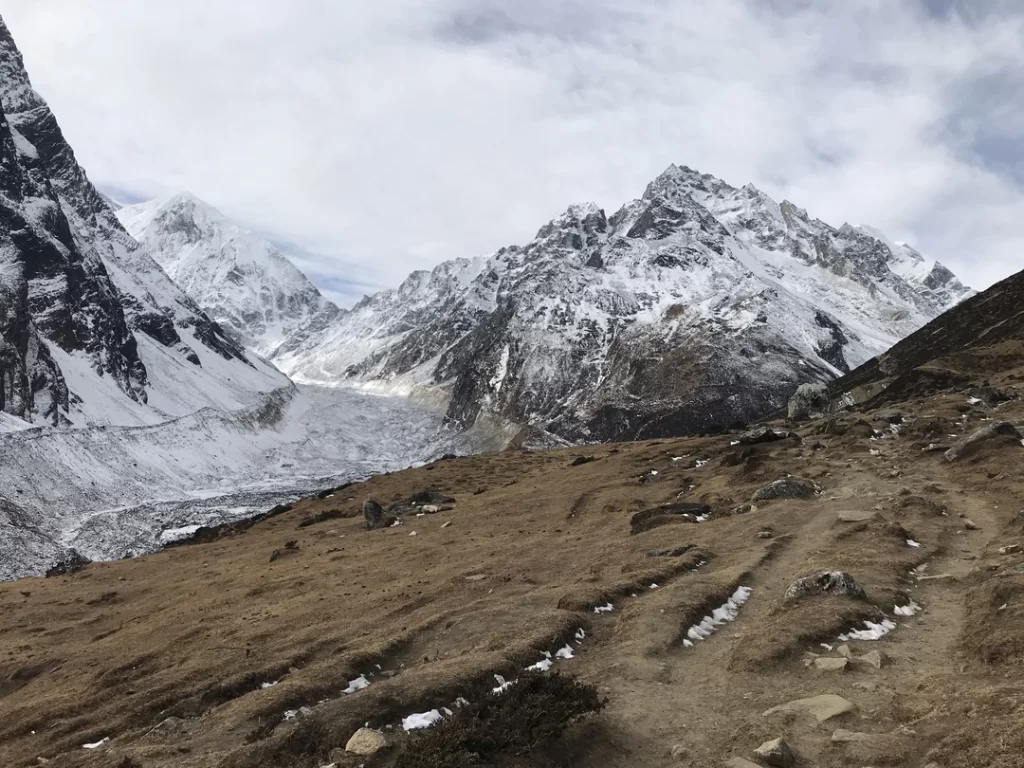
(273, 163, 971, 443)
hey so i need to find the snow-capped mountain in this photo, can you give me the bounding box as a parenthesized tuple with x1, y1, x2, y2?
(0, 15, 286, 429)
(117, 194, 342, 358)
(277, 164, 971, 442)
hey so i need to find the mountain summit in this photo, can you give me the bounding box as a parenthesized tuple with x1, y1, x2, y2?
(275, 163, 970, 442)
(117, 194, 341, 358)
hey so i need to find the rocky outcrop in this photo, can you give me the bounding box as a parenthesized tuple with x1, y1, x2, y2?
(278, 166, 970, 443)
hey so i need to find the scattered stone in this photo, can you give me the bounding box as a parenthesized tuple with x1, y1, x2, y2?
(836, 509, 879, 523)
(645, 545, 693, 558)
(852, 681, 877, 691)
(409, 490, 456, 505)
(345, 727, 387, 755)
(752, 476, 819, 502)
(789, 382, 832, 421)
(963, 519, 980, 531)
(763, 694, 857, 723)
(877, 411, 905, 425)
(740, 425, 792, 445)
(670, 744, 690, 760)
(757, 530, 774, 539)
(857, 650, 885, 669)
(784, 571, 865, 602)
(363, 499, 386, 530)
(465, 574, 488, 582)
(837, 644, 852, 658)
(944, 421, 1024, 462)
(1000, 544, 1022, 555)
(814, 657, 849, 673)
(754, 737, 795, 767)
(571, 455, 596, 466)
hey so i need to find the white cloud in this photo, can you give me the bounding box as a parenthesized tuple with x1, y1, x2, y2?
(3, 0, 1022, 304)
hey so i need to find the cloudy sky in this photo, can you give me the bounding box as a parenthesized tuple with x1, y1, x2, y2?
(3, 0, 1022, 306)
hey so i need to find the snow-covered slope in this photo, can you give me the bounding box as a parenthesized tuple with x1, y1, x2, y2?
(278, 165, 972, 442)
(0, 15, 286, 428)
(0, 383, 509, 581)
(117, 194, 342, 358)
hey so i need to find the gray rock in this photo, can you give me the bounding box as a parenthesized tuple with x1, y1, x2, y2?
(857, 650, 884, 669)
(945, 422, 1024, 462)
(752, 476, 819, 502)
(754, 737, 795, 767)
(763, 694, 857, 722)
(814, 657, 849, 672)
(836, 509, 878, 522)
(363, 499, 386, 530)
(784, 571, 865, 602)
(739, 425, 792, 445)
(999, 544, 1022, 555)
(345, 727, 387, 755)
(788, 382, 832, 421)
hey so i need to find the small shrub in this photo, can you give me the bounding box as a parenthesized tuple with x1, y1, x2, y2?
(394, 673, 605, 768)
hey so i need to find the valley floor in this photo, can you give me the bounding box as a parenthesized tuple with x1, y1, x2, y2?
(2, 360, 1024, 767)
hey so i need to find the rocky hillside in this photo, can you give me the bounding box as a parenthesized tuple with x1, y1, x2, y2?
(2, 270, 1021, 767)
(837, 266, 1024, 404)
(277, 165, 971, 443)
(117, 194, 342, 358)
(0, 15, 286, 428)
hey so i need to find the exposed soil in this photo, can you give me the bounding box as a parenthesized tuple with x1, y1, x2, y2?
(2, 346, 1024, 768)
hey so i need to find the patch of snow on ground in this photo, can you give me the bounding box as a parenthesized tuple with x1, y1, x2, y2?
(894, 601, 922, 617)
(82, 738, 109, 749)
(682, 586, 753, 647)
(907, 539, 922, 548)
(594, 602, 614, 614)
(839, 619, 897, 642)
(343, 675, 370, 694)
(402, 710, 444, 731)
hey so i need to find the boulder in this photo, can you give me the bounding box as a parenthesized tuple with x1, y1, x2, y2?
(363, 499, 386, 530)
(752, 477, 818, 503)
(999, 544, 1022, 555)
(836, 509, 878, 523)
(754, 737, 795, 767)
(785, 571, 865, 602)
(345, 727, 387, 755)
(763, 694, 856, 722)
(788, 382, 831, 421)
(739, 426, 792, 445)
(814, 657, 849, 673)
(944, 422, 1023, 462)
(725, 759, 762, 768)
